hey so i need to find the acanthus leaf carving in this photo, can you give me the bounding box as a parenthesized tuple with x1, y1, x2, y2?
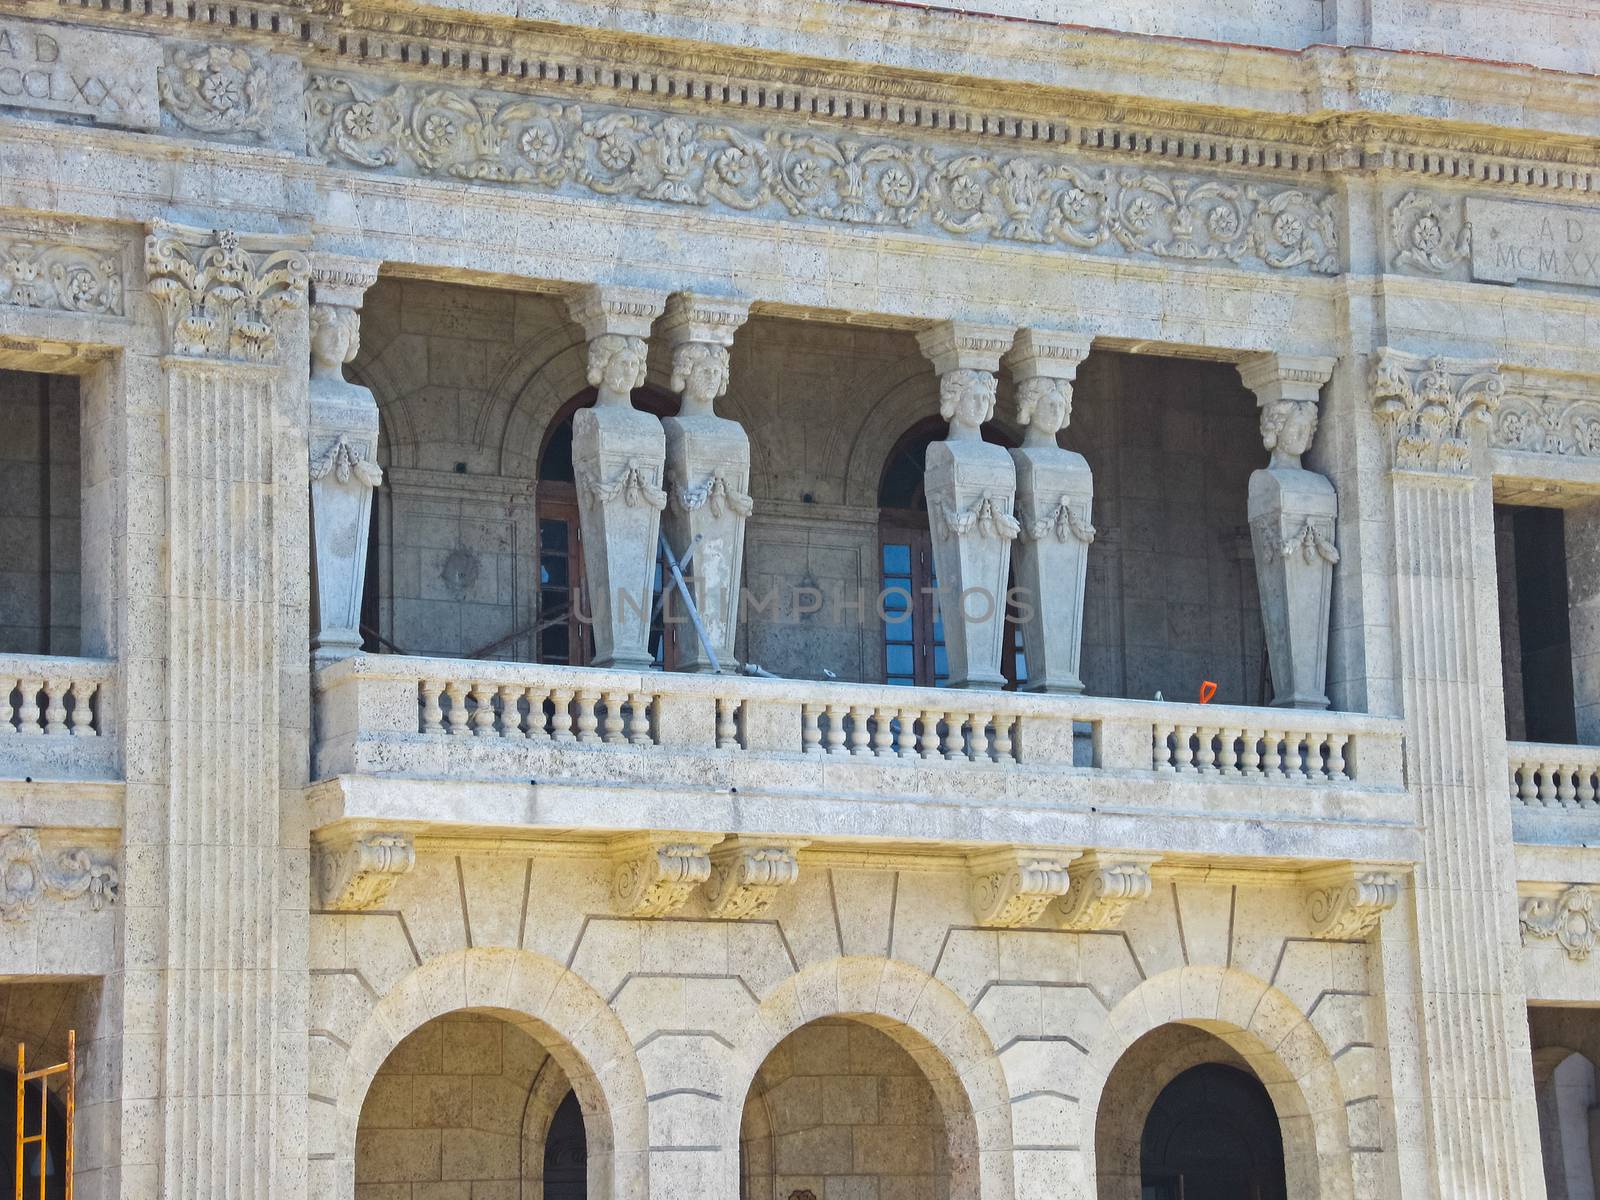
(1053, 853, 1158, 932)
(160, 45, 270, 137)
(310, 434, 383, 488)
(969, 848, 1076, 929)
(612, 832, 720, 918)
(1389, 190, 1471, 275)
(704, 840, 805, 920)
(0, 828, 119, 922)
(314, 832, 415, 912)
(304, 72, 1341, 277)
(1520, 885, 1598, 961)
(1305, 867, 1402, 939)
(1370, 349, 1503, 475)
(0, 236, 123, 316)
(145, 226, 310, 362)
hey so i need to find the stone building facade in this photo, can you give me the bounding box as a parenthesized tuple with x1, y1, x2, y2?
(2, 1, 1600, 1198)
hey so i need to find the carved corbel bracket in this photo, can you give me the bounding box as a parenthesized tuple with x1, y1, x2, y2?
(916, 319, 1013, 376)
(565, 283, 668, 341)
(612, 831, 723, 917)
(704, 837, 807, 919)
(969, 847, 1079, 928)
(310, 252, 381, 311)
(0, 828, 119, 922)
(315, 831, 416, 911)
(1237, 353, 1336, 408)
(1004, 328, 1094, 385)
(1053, 852, 1159, 932)
(1304, 864, 1404, 940)
(1520, 883, 1599, 961)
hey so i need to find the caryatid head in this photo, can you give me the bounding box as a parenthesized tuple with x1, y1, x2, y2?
(309, 304, 360, 381)
(939, 369, 998, 438)
(1260, 398, 1319, 469)
(670, 341, 731, 414)
(1015, 377, 1072, 447)
(588, 333, 649, 405)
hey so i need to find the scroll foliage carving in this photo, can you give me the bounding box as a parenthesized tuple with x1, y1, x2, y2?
(1520, 886, 1598, 962)
(0, 828, 119, 922)
(305, 73, 1339, 275)
(160, 45, 270, 136)
(1493, 390, 1600, 458)
(0, 237, 123, 316)
(1306, 870, 1401, 939)
(1389, 191, 1470, 275)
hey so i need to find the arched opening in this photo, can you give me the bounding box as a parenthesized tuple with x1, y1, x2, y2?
(1534, 1049, 1600, 1200)
(534, 386, 680, 669)
(738, 1015, 971, 1200)
(877, 416, 1026, 688)
(1096, 1024, 1299, 1200)
(354, 1009, 593, 1200)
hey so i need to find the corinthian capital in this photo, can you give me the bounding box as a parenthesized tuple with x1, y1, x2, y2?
(144, 222, 310, 363)
(1370, 348, 1504, 475)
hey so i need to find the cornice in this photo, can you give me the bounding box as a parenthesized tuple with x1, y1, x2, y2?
(27, 0, 1600, 200)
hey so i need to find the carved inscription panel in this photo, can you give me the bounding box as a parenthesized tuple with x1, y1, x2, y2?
(1468, 197, 1600, 291)
(0, 21, 159, 130)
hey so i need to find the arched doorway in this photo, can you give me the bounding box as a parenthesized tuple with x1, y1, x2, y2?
(1140, 1064, 1286, 1200)
(738, 1015, 969, 1200)
(543, 1089, 588, 1200)
(877, 416, 1026, 688)
(536, 386, 680, 668)
(354, 1009, 587, 1198)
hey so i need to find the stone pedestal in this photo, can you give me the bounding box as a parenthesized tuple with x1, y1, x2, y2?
(659, 294, 751, 672)
(566, 286, 669, 669)
(917, 322, 1018, 690)
(1238, 353, 1338, 710)
(1006, 330, 1094, 694)
(308, 255, 382, 665)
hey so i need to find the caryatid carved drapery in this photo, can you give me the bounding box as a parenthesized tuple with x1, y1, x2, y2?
(659, 292, 751, 673)
(566, 285, 670, 669)
(309, 253, 383, 663)
(1237, 352, 1338, 710)
(916, 321, 1018, 690)
(1370, 348, 1505, 475)
(1004, 329, 1094, 695)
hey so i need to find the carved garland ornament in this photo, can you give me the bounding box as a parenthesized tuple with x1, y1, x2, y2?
(0, 236, 123, 316)
(1521, 886, 1599, 961)
(145, 227, 310, 362)
(1252, 516, 1340, 565)
(160, 45, 270, 136)
(0, 828, 119, 922)
(1022, 497, 1095, 544)
(1370, 349, 1504, 475)
(936, 494, 1021, 541)
(305, 73, 1339, 275)
(310, 434, 384, 488)
(579, 460, 669, 510)
(672, 472, 754, 518)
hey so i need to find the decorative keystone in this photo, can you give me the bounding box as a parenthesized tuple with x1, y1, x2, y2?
(969, 847, 1078, 928)
(315, 832, 416, 912)
(704, 838, 807, 919)
(1304, 865, 1403, 939)
(916, 320, 1014, 376)
(1053, 852, 1159, 931)
(1520, 884, 1598, 961)
(612, 831, 723, 917)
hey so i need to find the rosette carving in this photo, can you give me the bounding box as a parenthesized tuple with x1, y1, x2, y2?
(1390, 191, 1470, 275)
(0, 237, 122, 315)
(1493, 390, 1600, 458)
(160, 45, 269, 136)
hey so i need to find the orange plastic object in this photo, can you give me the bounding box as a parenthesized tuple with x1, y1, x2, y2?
(1198, 681, 1218, 704)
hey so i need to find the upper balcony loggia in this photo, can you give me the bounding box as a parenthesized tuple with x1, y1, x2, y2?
(305, 277, 1414, 865)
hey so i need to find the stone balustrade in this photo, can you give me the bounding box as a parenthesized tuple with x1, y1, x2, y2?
(1509, 742, 1600, 809)
(0, 655, 118, 781)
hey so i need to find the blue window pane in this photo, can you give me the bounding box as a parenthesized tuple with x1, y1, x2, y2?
(882, 543, 911, 574)
(887, 674, 916, 687)
(881, 587, 911, 617)
(886, 644, 915, 676)
(932, 616, 944, 642)
(933, 646, 948, 676)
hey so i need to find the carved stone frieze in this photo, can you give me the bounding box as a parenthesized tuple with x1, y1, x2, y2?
(0, 234, 123, 316)
(1053, 853, 1158, 932)
(0, 827, 118, 922)
(159, 44, 269, 136)
(315, 832, 415, 911)
(704, 839, 806, 919)
(305, 72, 1339, 275)
(1305, 867, 1403, 940)
(612, 832, 721, 918)
(1389, 190, 1471, 276)
(1520, 885, 1598, 962)
(1493, 387, 1600, 459)
(145, 224, 310, 362)
(969, 848, 1076, 929)
(1370, 349, 1504, 475)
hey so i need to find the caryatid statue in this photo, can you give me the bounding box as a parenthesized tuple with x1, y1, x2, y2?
(1238, 353, 1339, 709)
(307, 254, 383, 665)
(1004, 330, 1094, 694)
(916, 322, 1020, 690)
(660, 294, 751, 672)
(566, 286, 669, 669)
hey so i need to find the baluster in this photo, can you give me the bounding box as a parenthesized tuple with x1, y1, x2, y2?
(469, 683, 496, 736)
(497, 684, 523, 737)
(824, 703, 847, 755)
(0, 677, 18, 733)
(871, 707, 894, 757)
(16, 677, 41, 735)
(548, 688, 573, 742)
(1239, 728, 1261, 776)
(1260, 730, 1284, 778)
(717, 698, 738, 749)
(627, 692, 653, 746)
(601, 691, 627, 744)
(1538, 761, 1558, 806)
(68, 680, 96, 736)
(1194, 725, 1218, 773)
(1516, 760, 1537, 804)
(419, 680, 442, 733)
(574, 689, 600, 744)
(992, 712, 1013, 762)
(1325, 733, 1348, 782)
(1579, 766, 1598, 808)
(1216, 726, 1238, 775)
(1291, 733, 1313, 781)
(896, 707, 919, 759)
(970, 711, 991, 762)
(1152, 725, 1173, 772)
(443, 681, 469, 736)
(845, 704, 869, 755)
(919, 709, 941, 760)
(931, 711, 954, 761)
(801, 703, 822, 754)
(1557, 762, 1578, 807)
(1170, 724, 1193, 771)
(41, 679, 66, 735)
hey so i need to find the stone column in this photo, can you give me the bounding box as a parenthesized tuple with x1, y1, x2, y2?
(659, 293, 751, 672)
(915, 322, 1018, 690)
(1004, 329, 1094, 694)
(564, 285, 668, 669)
(141, 222, 312, 1200)
(1369, 348, 1545, 1197)
(1237, 353, 1339, 709)
(308, 254, 382, 665)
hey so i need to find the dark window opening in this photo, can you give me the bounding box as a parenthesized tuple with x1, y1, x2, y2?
(542, 1089, 587, 1200)
(0, 369, 81, 657)
(1498, 504, 1577, 744)
(1140, 1063, 1286, 1200)
(1, 1070, 68, 1200)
